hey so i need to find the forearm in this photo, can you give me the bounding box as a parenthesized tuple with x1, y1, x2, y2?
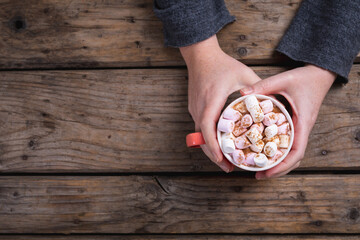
(277, 0, 360, 82)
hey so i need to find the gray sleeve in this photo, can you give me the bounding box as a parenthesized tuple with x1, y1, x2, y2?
(153, 0, 235, 48)
(276, 0, 360, 83)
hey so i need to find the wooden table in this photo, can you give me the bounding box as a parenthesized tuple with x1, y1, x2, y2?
(0, 0, 359, 238)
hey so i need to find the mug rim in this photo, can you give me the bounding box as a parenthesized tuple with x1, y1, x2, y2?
(217, 94, 295, 172)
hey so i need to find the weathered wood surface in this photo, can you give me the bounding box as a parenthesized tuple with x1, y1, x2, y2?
(1, 236, 359, 240)
(0, 66, 359, 172)
(0, 175, 359, 233)
(1, 0, 358, 69)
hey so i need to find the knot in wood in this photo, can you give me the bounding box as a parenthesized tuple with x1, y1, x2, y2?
(237, 47, 248, 57)
(238, 35, 246, 41)
(355, 130, 360, 141)
(348, 208, 359, 221)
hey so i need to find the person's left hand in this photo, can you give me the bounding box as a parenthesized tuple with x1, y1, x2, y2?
(181, 35, 262, 173)
(240, 64, 336, 179)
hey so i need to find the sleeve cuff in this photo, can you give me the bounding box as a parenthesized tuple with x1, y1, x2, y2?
(275, 0, 360, 83)
(154, 0, 235, 47)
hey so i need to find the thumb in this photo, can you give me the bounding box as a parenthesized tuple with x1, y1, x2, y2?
(240, 74, 284, 96)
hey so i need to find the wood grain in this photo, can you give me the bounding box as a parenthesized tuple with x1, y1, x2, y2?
(0, 175, 359, 233)
(0, 236, 359, 240)
(0, 0, 358, 69)
(0, 66, 359, 172)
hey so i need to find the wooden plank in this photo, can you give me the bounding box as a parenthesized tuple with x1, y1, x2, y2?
(0, 66, 359, 172)
(0, 175, 359, 233)
(1, 0, 358, 69)
(0, 236, 359, 240)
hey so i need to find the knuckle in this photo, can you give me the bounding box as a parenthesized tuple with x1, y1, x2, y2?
(286, 72, 295, 81)
(258, 80, 270, 92)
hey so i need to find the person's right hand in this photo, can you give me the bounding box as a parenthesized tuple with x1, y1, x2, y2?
(180, 35, 262, 172)
(240, 64, 336, 179)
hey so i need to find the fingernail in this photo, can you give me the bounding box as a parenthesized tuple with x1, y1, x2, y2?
(219, 162, 230, 173)
(240, 87, 253, 95)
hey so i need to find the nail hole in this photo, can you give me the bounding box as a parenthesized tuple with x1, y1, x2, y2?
(134, 41, 141, 48)
(10, 16, 26, 31)
(321, 150, 328, 155)
(15, 20, 24, 29)
(28, 140, 34, 147)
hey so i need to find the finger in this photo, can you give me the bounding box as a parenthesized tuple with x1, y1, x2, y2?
(199, 101, 227, 163)
(269, 161, 301, 179)
(255, 149, 303, 180)
(196, 117, 233, 173)
(239, 71, 292, 96)
(255, 161, 300, 180)
(201, 144, 233, 173)
(256, 118, 309, 179)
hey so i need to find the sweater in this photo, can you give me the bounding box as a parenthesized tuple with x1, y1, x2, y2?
(153, 0, 360, 82)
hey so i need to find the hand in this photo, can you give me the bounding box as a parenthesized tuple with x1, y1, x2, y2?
(181, 35, 262, 173)
(240, 64, 336, 179)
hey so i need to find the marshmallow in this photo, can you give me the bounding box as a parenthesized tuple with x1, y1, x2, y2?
(259, 100, 273, 114)
(250, 122, 264, 134)
(223, 108, 242, 121)
(262, 112, 278, 126)
(240, 114, 253, 128)
(244, 152, 256, 166)
(244, 95, 259, 109)
(222, 132, 235, 140)
(278, 123, 290, 135)
(245, 128, 263, 144)
(232, 149, 245, 165)
(264, 142, 277, 157)
(263, 135, 280, 146)
(233, 101, 248, 114)
(279, 135, 290, 148)
(276, 113, 286, 126)
(264, 124, 278, 139)
(269, 150, 283, 164)
(234, 135, 252, 149)
(221, 137, 236, 153)
(244, 95, 264, 123)
(254, 153, 268, 167)
(233, 122, 248, 137)
(217, 118, 235, 133)
(250, 140, 265, 153)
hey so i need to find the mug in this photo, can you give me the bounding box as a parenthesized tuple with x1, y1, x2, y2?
(186, 94, 294, 171)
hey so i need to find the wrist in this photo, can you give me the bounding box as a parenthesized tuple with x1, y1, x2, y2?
(304, 64, 336, 86)
(180, 35, 223, 67)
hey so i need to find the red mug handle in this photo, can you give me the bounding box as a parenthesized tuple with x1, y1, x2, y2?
(186, 132, 206, 148)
